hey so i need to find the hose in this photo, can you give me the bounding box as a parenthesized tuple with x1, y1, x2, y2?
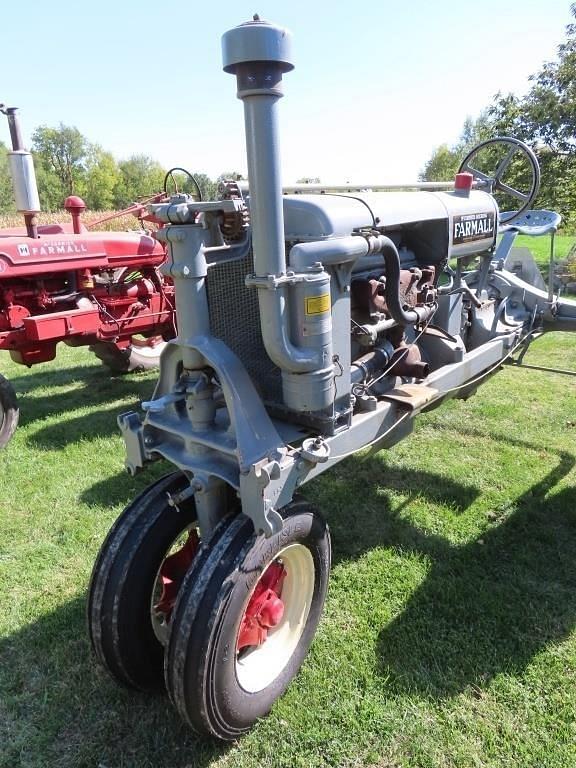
(369, 234, 436, 326)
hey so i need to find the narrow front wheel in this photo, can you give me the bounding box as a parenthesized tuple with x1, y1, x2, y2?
(165, 500, 331, 740)
(87, 472, 198, 690)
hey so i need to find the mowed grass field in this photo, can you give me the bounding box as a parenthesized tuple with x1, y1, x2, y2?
(1, 331, 576, 766)
(1, 220, 576, 767)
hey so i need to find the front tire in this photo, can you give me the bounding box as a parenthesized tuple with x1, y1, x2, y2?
(0, 374, 19, 449)
(87, 472, 197, 691)
(165, 500, 331, 740)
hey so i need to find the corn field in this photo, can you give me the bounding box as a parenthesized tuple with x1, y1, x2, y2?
(0, 210, 147, 232)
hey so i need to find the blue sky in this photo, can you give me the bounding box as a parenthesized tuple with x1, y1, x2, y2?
(1, 0, 572, 184)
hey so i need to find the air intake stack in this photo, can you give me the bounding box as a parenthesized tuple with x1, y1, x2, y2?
(222, 17, 334, 415)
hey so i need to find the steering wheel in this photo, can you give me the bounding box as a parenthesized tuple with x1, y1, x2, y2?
(163, 167, 202, 201)
(458, 137, 540, 225)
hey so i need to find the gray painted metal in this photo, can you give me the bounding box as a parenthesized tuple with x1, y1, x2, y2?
(222, 17, 294, 75)
(117, 16, 576, 543)
(224, 18, 339, 414)
(237, 181, 458, 194)
(280, 190, 498, 258)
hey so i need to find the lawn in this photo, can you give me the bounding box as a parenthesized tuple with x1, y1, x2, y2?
(1, 332, 576, 767)
(0, 220, 575, 767)
(514, 233, 574, 268)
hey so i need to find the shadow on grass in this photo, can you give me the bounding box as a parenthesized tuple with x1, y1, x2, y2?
(20, 380, 155, 449)
(81, 467, 173, 509)
(5, 358, 156, 443)
(5, 360, 105, 392)
(307, 459, 476, 565)
(5, 425, 575, 766)
(0, 597, 228, 768)
(2, 456, 478, 768)
(27, 401, 140, 449)
(373, 437, 576, 698)
(81, 433, 576, 712)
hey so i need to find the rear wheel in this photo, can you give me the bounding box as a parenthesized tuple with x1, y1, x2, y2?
(87, 472, 197, 690)
(89, 337, 166, 374)
(165, 500, 331, 740)
(0, 374, 19, 449)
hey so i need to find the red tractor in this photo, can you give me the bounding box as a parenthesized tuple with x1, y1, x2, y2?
(0, 105, 179, 447)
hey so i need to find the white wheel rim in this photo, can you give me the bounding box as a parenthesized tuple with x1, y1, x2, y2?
(235, 543, 315, 694)
(130, 340, 166, 360)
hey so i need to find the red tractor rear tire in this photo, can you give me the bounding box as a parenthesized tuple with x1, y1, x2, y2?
(0, 374, 19, 449)
(89, 338, 166, 374)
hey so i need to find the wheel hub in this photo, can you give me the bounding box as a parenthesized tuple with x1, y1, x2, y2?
(237, 561, 286, 650)
(154, 530, 199, 619)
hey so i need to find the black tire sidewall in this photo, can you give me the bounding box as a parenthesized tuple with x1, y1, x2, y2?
(0, 374, 19, 449)
(110, 493, 197, 684)
(88, 472, 196, 689)
(193, 505, 330, 736)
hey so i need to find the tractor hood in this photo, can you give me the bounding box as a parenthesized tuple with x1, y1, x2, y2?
(0, 231, 164, 277)
(280, 190, 498, 259)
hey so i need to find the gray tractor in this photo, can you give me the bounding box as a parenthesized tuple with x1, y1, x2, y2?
(88, 17, 573, 740)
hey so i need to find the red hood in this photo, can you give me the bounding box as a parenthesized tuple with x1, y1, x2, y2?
(0, 231, 165, 277)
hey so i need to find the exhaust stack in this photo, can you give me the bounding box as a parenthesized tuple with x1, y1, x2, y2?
(222, 17, 334, 414)
(1, 105, 40, 238)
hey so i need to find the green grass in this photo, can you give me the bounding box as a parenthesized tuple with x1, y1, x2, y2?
(2, 337, 576, 768)
(514, 234, 575, 268)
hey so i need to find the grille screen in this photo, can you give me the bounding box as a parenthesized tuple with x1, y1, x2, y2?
(206, 252, 281, 402)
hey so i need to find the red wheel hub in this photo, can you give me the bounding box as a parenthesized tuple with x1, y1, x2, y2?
(237, 561, 287, 650)
(153, 530, 199, 619)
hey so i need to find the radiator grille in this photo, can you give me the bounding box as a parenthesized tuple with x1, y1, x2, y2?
(206, 252, 281, 402)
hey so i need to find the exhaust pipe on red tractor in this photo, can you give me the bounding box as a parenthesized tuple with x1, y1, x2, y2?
(0, 105, 40, 238)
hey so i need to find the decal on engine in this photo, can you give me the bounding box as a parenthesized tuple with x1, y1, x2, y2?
(305, 293, 330, 316)
(453, 211, 495, 244)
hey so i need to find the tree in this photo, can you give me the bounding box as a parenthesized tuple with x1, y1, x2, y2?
(523, 3, 576, 155)
(32, 124, 88, 205)
(421, 5, 576, 228)
(182, 172, 217, 201)
(419, 144, 461, 182)
(217, 171, 245, 183)
(114, 155, 165, 207)
(33, 162, 66, 211)
(0, 142, 15, 213)
(84, 146, 120, 210)
(420, 114, 492, 181)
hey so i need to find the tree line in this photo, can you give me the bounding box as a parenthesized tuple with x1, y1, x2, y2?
(0, 124, 239, 214)
(421, 4, 576, 230)
(2, 6, 573, 225)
